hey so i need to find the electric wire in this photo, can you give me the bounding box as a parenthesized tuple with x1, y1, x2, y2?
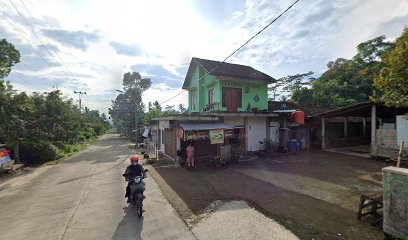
(7, 0, 72, 79)
(18, 0, 72, 76)
(160, 0, 301, 104)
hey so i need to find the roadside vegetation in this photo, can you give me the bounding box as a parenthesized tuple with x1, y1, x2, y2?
(270, 28, 408, 110)
(109, 72, 187, 137)
(0, 39, 110, 165)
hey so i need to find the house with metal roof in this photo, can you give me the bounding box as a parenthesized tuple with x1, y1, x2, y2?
(183, 57, 275, 113)
(154, 57, 280, 163)
(313, 101, 408, 159)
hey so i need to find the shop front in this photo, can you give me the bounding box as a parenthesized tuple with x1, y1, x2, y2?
(177, 122, 233, 165)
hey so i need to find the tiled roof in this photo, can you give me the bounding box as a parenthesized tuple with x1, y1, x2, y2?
(183, 57, 276, 89)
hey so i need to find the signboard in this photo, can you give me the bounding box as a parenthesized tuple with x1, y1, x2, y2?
(196, 131, 209, 140)
(224, 129, 233, 138)
(185, 131, 197, 141)
(210, 129, 224, 144)
(184, 130, 210, 140)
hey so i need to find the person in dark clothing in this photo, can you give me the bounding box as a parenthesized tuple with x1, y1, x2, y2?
(123, 155, 145, 202)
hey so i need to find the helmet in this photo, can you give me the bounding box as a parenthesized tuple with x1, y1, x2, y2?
(130, 155, 139, 163)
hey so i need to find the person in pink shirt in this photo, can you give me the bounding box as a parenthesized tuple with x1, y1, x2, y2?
(186, 142, 195, 169)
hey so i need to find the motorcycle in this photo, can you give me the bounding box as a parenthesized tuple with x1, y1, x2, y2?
(123, 169, 148, 217)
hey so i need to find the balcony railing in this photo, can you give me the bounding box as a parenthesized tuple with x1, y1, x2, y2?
(203, 102, 220, 112)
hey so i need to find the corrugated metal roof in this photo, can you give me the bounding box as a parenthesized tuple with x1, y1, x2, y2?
(273, 110, 296, 113)
(179, 122, 234, 131)
(183, 57, 276, 89)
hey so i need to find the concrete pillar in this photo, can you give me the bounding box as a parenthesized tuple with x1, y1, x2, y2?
(370, 105, 377, 155)
(322, 117, 326, 149)
(344, 117, 348, 138)
(383, 167, 408, 238)
(362, 117, 367, 136)
(371, 105, 376, 149)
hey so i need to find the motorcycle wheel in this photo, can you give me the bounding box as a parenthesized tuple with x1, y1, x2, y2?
(137, 204, 143, 217)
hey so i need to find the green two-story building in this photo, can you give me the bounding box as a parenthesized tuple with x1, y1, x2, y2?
(155, 57, 279, 162)
(183, 57, 274, 113)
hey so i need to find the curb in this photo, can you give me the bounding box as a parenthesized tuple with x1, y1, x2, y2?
(147, 164, 198, 229)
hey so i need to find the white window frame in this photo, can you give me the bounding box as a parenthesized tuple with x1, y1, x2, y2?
(208, 88, 214, 104)
(191, 91, 196, 110)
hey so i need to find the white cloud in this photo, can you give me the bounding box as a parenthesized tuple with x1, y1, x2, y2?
(1, 0, 408, 115)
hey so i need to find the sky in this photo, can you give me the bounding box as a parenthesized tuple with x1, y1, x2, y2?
(1, 0, 408, 114)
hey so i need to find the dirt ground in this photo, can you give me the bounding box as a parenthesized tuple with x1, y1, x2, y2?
(149, 150, 390, 240)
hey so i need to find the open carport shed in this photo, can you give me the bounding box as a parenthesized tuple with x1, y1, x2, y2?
(316, 102, 408, 159)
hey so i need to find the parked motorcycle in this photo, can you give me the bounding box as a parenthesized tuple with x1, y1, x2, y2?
(123, 169, 148, 217)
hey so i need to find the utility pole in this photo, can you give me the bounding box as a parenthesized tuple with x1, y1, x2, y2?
(74, 91, 87, 113)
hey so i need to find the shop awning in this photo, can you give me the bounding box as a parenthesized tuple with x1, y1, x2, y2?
(179, 122, 233, 131)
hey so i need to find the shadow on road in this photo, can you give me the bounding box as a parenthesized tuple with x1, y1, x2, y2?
(57, 155, 129, 184)
(112, 206, 144, 240)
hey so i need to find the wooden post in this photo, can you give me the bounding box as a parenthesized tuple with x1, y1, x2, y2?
(344, 117, 348, 138)
(322, 117, 326, 149)
(371, 105, 376, 152)
(362, 117, 367, 136)
(397, 140, 404, 168)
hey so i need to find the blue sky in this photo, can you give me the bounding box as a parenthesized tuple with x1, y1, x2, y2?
(1, 0, 408, 114)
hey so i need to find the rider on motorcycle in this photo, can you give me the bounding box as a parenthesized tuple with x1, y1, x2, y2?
(123, 155, 145, 203)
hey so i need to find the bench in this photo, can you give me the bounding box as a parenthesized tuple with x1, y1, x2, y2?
(357, 191, 383, 226)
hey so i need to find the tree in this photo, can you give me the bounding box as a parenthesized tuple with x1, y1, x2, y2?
(178, 104, 186, 112)
(0, 38, 110, 163)
(268, 80, 284, 101)
(268, 72, 313, 102)
(281, 71, 314, 93)
(110, 72, 151, 138)
(0, 39, 20, 79)
(0, 91, 32, 163)
(153, 101, 162, 111)
(164, 105, 176, 114)
(374, 28, 408, 107)
(354, 36, 394, 64)
(290, 35, 394, 108)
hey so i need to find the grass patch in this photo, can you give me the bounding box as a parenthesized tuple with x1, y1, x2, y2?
(39, 136, 97, 167)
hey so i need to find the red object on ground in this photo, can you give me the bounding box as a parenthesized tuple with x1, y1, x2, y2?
(292, 110, 305, 125)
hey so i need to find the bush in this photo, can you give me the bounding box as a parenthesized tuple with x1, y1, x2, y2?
(20, 141, 63, 164)
(64, 144, 75, 153)
(91, 124, 105, 136)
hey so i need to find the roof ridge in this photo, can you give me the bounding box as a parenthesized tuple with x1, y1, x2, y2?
(193, 57, 254, 68)
(183, 57, 275, 89)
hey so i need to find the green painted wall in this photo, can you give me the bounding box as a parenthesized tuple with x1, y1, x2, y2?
(187, 66, 269, 112)
(188, 66, 200, 112)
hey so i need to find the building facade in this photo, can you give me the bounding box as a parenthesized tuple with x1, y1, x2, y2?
(155, 57, 278, 162)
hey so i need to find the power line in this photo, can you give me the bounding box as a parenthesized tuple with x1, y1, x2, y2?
(3, 1, 73, 94)
(0, 18, 50, 91)
(7, 0, 71, 78)
(160, 0, 301, 104)
(160, 89, 186, 104)
(0, 14, 71, 92)
(222, 0, 301, 63)
(18, 0, 72, 75)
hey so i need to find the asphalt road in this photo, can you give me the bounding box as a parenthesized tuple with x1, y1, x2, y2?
(0, 133, 195, 240)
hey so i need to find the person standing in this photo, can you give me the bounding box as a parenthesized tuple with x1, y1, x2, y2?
(186, 142, 195, 169)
